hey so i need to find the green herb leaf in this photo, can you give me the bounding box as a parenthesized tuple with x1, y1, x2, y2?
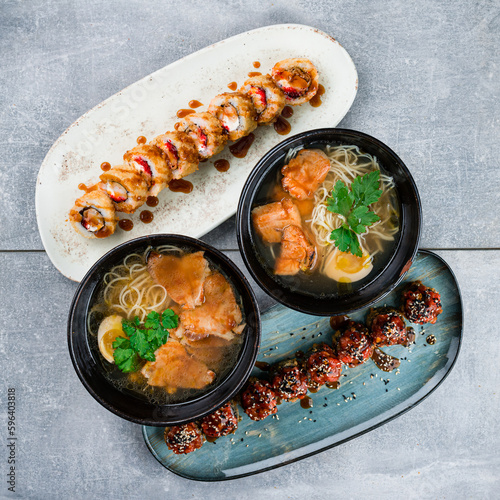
(347, 205, 381, 234)
(112, 337, 141, 373)
(325, 170, 383, 257)
(351, 170, 383, 207)
(113, 309, 179, 373)
(161, 309, 179, 330)
(326, 180, 355, 218)
(330, 226, 363, 257)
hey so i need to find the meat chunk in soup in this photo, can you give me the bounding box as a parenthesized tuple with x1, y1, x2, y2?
(177, 272, 244, 342)
(141, 339, 215, 392)
(251, 199, 302, 243)
(281, 149, 330, 200)
(147, 251, 209, 309)
(274, 225, 316, 275)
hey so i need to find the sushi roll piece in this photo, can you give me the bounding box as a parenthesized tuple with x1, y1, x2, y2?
(152, 131, 199, 180)
(99, 163, 148, 214)
(272, 58, 319, 105)
(175, 112, 227, 160)
(69, 189, 117, 239)
(240, 74, 286, 125)
(123, 144, 171, 197)
(208, 92, 257, 141)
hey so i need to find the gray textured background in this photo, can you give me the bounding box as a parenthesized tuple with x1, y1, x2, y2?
(1, 0, 499, 498)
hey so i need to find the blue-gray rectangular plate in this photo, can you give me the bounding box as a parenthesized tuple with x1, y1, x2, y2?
(142, 250, 462, 480)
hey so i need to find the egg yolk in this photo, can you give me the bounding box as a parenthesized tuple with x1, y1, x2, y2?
(336, 252, 369, 274)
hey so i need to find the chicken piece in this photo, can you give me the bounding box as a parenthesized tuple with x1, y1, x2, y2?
(147, 251, 210, 309)
(281, 149, 330, 200)
(177, 272, 244, 342)
(275, 225, 316, 276)
(183, 335, 234, 371)
(251, 199, 302, 244)
(141, 339, 215, 393)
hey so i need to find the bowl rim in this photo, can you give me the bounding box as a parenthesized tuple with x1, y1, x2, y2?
(67, 233, 261, 426)
(236, 127, 422, 316)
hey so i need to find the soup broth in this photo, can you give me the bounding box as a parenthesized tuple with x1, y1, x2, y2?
(87, 245, 245, 405)
(251, 144, 400, 298)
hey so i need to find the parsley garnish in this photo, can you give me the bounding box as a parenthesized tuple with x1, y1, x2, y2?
(112, 309, 179, 372)
(326, 170, 382, 257)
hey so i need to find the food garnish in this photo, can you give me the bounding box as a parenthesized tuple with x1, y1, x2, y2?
(112, 309, 179, 372)
(326, 170, 382, 257)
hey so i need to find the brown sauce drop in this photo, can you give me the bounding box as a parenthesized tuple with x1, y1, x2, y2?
(206, 436, 218, 443)
(118, 219, 134, 231)
(139, 210, 154, 224)
(169, 179, 193, 194)
(309, 387, 319, 393)
(176, 109, 195, 119)
(253, 61, 261, 68)
(214, 159, 230, 172)
(372, 347, 401, 372)
(188, 100, 203, 109)
(229, 133, 255, 158)
(330, 315, 350, 331)
(309, 84, 325, 108)
(326, 381, 340, 390)
(78, 183, 98, 193)
(146, 196, 159, 207)
(95, 226, 113, 239)
(248, 71, 262, 77)
(281, 106, 293, 119)
(295, 350, 305, 360)
(273, 115, 291, 135)
(136, 136, 147, 144)
(100, 162, 111, 171)
(227, 82, 238, 91)
(300, 396, 314, 409)
(255, 361, 271, 371)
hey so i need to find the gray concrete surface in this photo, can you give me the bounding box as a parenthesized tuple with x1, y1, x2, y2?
(0, 0, 499, 498)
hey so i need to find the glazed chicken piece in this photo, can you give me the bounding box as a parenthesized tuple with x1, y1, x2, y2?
(281, 149, 331, 200)
(183, 335, 234, 371)
(177, 272, 244, 342)
(251, 199, 302, 243)
(275, 225, 316, 276)
(141, 339, 215, 393)
(147, 251, 210, 309)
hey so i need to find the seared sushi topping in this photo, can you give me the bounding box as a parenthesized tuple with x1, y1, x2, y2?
(104, 181, 128, 203)
(132, 156, 153, 178)
(275, 67, 311, 98)
(80, 207, 104, 232)
(163, 140, 179, 167)
(247, 86, 267, 114)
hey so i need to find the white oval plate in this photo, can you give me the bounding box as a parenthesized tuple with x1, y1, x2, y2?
(36, 24, 358, 282)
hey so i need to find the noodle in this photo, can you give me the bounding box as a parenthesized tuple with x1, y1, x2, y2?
(101, 246, 170, 322)
(303, 145, 399, 271)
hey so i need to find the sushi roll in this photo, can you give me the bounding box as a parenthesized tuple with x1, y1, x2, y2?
(99, 163, 148, 213)
(240, 74, 286, 125)
(152, 131, 199, 180)
(69, 189, 117, 239)
(123, 144, 171, 197)
(208, 92, 257, 141)
(272, 58, 319, 105)
(175, 111, 227, 160)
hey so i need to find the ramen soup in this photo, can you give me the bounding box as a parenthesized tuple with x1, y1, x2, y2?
(251, 145, 400, 297)
(87, 245, 246, 404)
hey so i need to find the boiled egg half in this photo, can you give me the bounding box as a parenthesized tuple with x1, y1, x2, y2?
(324, 247, 373, 283)
(97, 314, 125, 363)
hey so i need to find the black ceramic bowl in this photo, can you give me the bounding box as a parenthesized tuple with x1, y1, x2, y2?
(68, 234, 261, 426)
(236, 128, 421, 316)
